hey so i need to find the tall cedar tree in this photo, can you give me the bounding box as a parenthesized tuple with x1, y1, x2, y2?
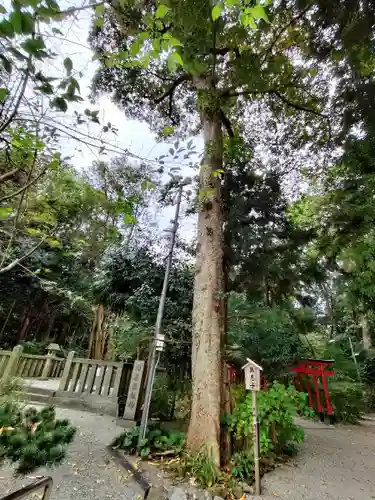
(89, 0, 372, 463)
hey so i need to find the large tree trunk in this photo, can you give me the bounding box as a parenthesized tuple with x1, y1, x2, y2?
(187, 94, 225, 467)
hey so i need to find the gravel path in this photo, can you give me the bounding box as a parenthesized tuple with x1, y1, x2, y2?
(2, 408, 375, 500)
(0, 407, 143, 500)
(261, 417, 375, 500)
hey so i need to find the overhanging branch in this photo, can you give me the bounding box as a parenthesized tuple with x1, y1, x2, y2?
(271, 90, 327, 118)
(154, 74, 190, 104)
(0, 227, 57, 274)
(261, 4, 313, 64)
(219, 87, 326, 118)
(0, 167, 21, 184)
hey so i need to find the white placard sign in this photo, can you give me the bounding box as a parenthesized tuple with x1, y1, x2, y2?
(242, 358, 263, 392)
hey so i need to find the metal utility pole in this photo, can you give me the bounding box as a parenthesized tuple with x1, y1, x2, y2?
(137, 183, 183, 449)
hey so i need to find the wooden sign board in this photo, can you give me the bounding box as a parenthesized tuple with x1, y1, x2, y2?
(123, 360, 145, 420)
(242, 358, 263, 392)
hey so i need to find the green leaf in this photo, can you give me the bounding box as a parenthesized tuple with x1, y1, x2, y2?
(21, 12, 34, 34)
(0, 19, 14, 37)
(141, 180, 155, 192)
(0, 207, 11, 219)
(152, 38, 160, 52)
(124, 214, 136, 224)
(129, 38, 142, 57)
(0, 87, 8, 102)
(35, 83, 54, 95)
(51, 97, 68, 112)
(155, 4, 169, 18)
(0, 5, 6, 13)
(21, 37, 46, 57)
(240, 13, 257, 29)
(46, 237, 60, 248)
(52, 27, 63, 35)
(140, 446, 150, 457)
(9, 47, 27, 61)
(248, 5, 269, 22)
(163, 126, 174, 137)
(212, 4, 223, 21)
(26, 227, 43, 237)
(95, 3, 105, 15)
(63, 57, 73, 75)
(167, 51, 183, 71)
(0, 55, 12, 74)
(9, 11, 22, 33)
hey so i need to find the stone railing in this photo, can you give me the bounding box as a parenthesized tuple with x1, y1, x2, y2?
(0, 345, 145, 420)
(56, 353, 135, 415)
(0, 344, 65, 380)
(0, 350, 12, 378)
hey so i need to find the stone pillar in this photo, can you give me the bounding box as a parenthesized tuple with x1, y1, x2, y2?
(58, 351, 75, 392)
(41, 343, 61, 379)
(3, 345, 23, 380)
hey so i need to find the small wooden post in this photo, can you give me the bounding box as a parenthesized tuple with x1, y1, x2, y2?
(242, 358, 263, 496)
(3, 345, 23, 380)
(252, 391, 260, 495)
(41, 343, 61, 379)
(58, 351, 75, 392)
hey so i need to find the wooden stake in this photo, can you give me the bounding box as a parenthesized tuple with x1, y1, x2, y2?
(252, 390, 261, 495)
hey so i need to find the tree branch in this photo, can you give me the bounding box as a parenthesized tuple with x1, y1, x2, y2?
(0, 64, 29, 134)
(220, 110, 234, 138)
(0, 167, 21, 184)
(58, 2, 104, 16)
(271, 90, 327, 118)
(0, 148, 38, 270)
(219, 87, 272, 99)
(219, 87, 326, 118)
(0, 229, 56, 274)
(0, 164, 48, 203)
(154, 74, 190, 104)
(261, 4, 313, 64)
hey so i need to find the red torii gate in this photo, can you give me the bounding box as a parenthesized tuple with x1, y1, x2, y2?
(291, 359, 334, 418)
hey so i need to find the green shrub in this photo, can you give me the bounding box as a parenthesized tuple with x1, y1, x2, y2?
(0, 403, 76, 473)
(178, 449, 221, 488)
(150, 374, 176, 420)
(22, 341, 50, 355)
(225, 382, 312, 456)
(230, 451, 254, 481)
(111, 424, 185, 458)
(0, 377, 24, 403)
(329, 378, 365, 423)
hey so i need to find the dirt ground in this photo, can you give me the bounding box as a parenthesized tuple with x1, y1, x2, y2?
(261, 417, 375, 500)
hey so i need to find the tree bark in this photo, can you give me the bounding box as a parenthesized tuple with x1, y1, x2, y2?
(359, 309, 371, 349)
(18, 315, 30, 342)
(187, 89, 225, 467)
(0, 299, 16, 340)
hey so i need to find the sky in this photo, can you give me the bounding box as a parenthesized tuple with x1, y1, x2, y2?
(31, 2, 201, 239)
